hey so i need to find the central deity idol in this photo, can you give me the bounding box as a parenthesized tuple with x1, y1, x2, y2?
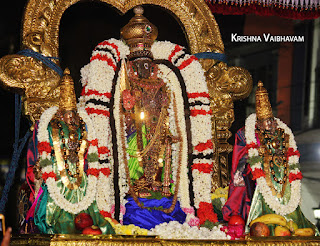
(80, 6, 216, 229)
(120, 7, 178, 199)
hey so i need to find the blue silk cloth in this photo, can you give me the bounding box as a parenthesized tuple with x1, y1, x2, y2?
(123, 197, 186, 229)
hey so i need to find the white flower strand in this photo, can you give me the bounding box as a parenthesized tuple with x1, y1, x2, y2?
(81, 39, 215, 226)
(245, 113, 301, 216)
(46, 175, 97, 214)
(37, 106, 58, 142)
(157, 64, 190, 210)
(79, 40, 130, 216)
(37, 106, 99, 214)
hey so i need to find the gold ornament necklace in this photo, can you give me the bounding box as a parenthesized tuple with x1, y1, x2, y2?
(121, 93, 182, 213)
(258, 128, 289, 198)
(51, 118, 88, 190)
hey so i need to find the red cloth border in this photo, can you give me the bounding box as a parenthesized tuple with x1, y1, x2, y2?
(205, 1, 320, 20)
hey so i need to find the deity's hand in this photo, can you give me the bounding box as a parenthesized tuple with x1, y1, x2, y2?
(122, 89, 136, 110)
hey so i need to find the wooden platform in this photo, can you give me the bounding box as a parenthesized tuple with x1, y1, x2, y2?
(10, 234, 320, 246)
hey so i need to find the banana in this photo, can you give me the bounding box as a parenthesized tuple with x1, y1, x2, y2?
(249, 214, 287, 227)
(293, 228, 315, 237)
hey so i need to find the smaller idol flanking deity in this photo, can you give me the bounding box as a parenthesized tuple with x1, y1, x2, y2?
(222, 81, 318, 236)
(24, 69, 114, 234)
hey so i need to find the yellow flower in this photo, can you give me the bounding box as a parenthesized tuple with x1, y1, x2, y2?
(211, 186, 228, 200)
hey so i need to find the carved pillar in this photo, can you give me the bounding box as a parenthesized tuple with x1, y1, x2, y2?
(201, 60, 252, 190)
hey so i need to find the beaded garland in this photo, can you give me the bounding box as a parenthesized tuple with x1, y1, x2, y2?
(257, 127, 289, 198)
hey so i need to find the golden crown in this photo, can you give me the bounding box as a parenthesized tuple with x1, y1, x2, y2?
(120, 6, 158, 59)
(255, 81, 273, 121)
(59, 68, 77, 111)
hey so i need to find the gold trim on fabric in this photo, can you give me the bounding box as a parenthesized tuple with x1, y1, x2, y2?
(52, 127, 87, 190)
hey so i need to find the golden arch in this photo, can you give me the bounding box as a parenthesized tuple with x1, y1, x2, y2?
(21, 0, 224, 57)
(0, 0, 252, 189)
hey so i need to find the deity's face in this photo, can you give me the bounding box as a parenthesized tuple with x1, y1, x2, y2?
(257, 117, 277, 134)
(132, 57, 153, 79)
(62, 110, 79, 129)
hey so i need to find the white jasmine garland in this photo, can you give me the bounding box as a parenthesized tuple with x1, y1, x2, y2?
(37, 106, 58, 143)
(46, 175, 97, 214)
(245, 113, 301, 216)
(157, 64, 190, 210)
(37, 106, 102, 214)
(152, 41, 214, 210)
(80, 39, 214, 225)
(79, 40, 130, 217)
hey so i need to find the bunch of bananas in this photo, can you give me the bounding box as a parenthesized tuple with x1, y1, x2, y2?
(249, 214, 315, 236)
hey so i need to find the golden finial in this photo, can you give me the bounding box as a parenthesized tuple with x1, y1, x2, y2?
(59, 68, 77, 111)
(255, 81, 273, 121)
(134, 5, 144, 15)
(120, 6, 158, 59)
